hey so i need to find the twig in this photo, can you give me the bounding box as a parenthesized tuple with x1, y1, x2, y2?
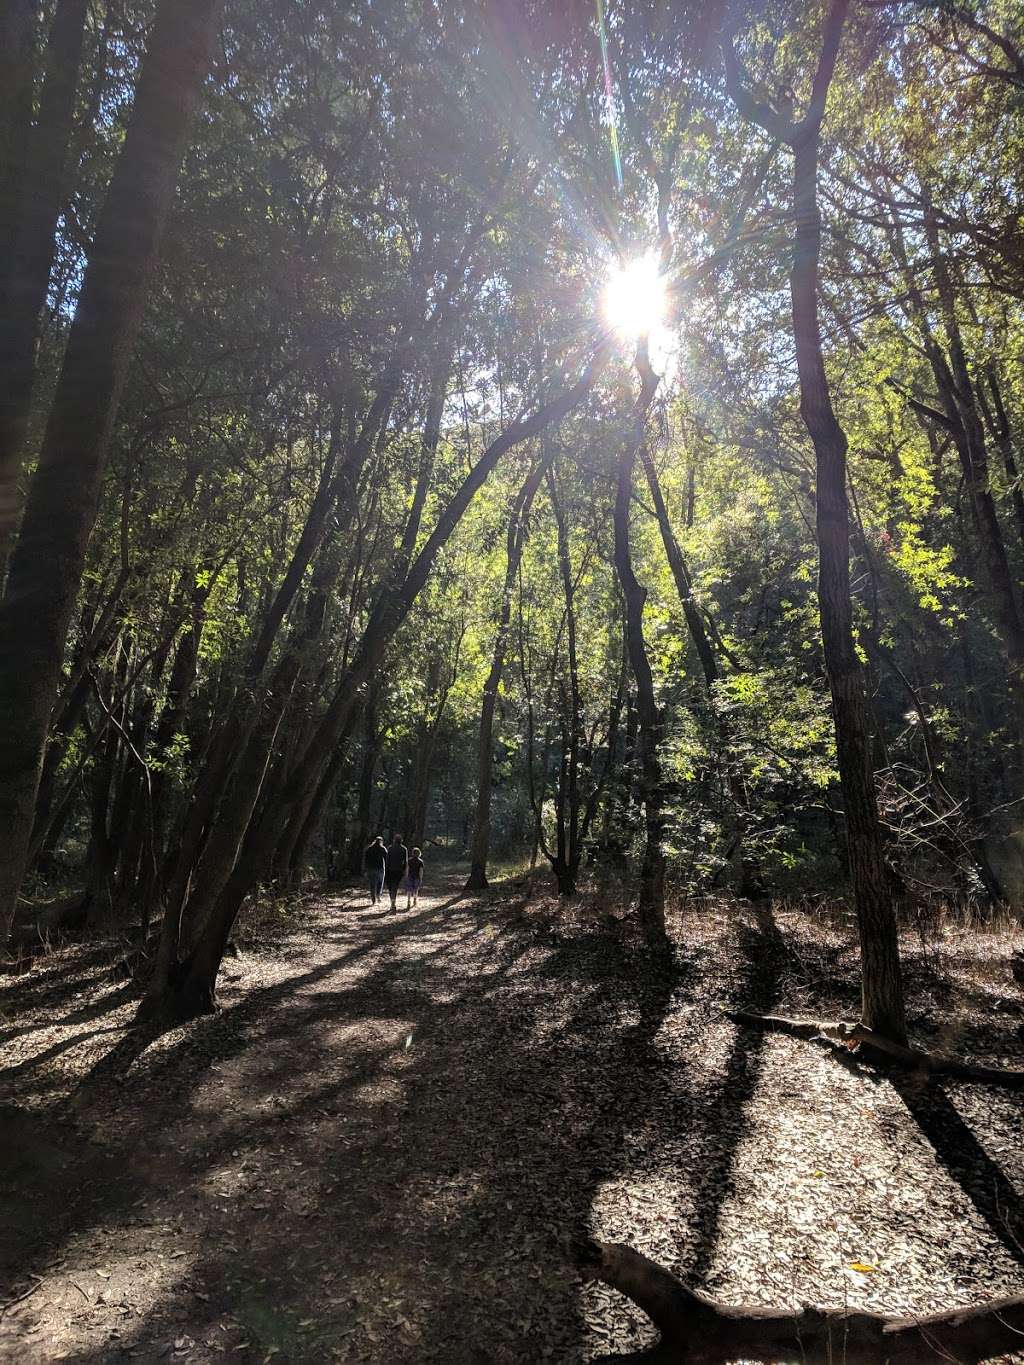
(0, 1275, 43, 1317)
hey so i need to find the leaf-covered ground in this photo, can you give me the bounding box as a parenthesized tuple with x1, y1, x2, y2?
(2, 873, 1024, 1362)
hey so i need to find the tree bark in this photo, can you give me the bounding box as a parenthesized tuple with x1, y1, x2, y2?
(0, 2, 36, 292)
(0, 0, 89, 570)
(465, 459, 547, 890)
(725, 0, 907, 1041)
(347, 687, 381, 874)
(0, 0, 223, 944)
(612, 345, 666, 941)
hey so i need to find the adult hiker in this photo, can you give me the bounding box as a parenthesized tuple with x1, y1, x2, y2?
(385, 833, 408, 911)
(364, 835, 387, 905)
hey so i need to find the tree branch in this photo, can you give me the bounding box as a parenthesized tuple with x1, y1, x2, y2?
(576, 1238, 1024, 1363)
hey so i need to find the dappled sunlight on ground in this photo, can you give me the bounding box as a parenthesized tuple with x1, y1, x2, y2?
(1, 878, 1023, 1361)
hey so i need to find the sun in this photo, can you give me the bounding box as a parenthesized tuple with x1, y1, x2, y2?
(602, 253, 669, 342)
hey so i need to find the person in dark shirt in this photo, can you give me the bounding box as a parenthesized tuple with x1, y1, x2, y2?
(405, 847, 424, 908)
(363, 835, 386, 905)
(385, 834, 408, 911)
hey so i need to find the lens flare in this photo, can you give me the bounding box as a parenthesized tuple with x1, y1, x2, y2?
(602, 254, 669, 342)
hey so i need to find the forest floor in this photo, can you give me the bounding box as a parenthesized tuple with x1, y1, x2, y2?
(2, 869, 1024, 1363)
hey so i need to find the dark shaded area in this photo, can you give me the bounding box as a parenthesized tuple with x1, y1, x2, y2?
(1, 883, 690, 1360)
(683, 906, 786, 1286)
(3, 885, 1024, 1363)
(0, 1103, 129, 1283)
(893, 1073, 1024, 1272)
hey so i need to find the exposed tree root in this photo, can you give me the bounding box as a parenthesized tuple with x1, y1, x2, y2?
(729, 1011, 1024, 1089)
(576, 1238, 1024, 1363)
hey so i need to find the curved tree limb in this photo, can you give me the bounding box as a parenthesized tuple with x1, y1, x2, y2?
(576, 1238, 1024, 1363)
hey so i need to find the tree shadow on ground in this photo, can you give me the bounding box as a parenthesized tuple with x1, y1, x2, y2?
(11, 888, 1021, 1364)
(0, 900, 468, 1271)
(892, 1072, 1024, 1271)
(8, 888, 695, 1362)
(777, 917, 1024, 1276)
(682, 904, 789, 1288)
(0, 946, 133, 1037)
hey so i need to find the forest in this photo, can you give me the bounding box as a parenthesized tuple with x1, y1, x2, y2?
(2, 0, 1024, 1360)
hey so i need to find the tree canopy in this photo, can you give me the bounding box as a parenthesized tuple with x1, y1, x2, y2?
(2, 0, 1024, 1025)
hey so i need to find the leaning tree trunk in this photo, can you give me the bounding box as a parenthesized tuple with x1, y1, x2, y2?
(247, 347, 615, 898)
(612, 345, 666, 942)
(978, 365, 1024, 560)
(0, 0, 223, 944)
(143, 346, 613, 1021)
(276, 706, 360, 884)
(638, 442, 757, 895)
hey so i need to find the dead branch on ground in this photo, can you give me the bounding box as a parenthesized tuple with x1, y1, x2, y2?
(728, 1011, 1024, 1089)
(576, 1238, 1024, 1363)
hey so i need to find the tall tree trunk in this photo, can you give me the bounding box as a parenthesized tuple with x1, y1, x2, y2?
(792, 141, 906, 1042)
(347, 688, 381, 874)
(0, 0, 89, 571)
(549, 472, 583, 893)
(612, 345, 666, 941)
(922, 207, 1024, 733)
(411, 758, 434, 851)
(726, 0, 906, 1041)
(465, 459, 547, 890)
(0, 0, 223, 943)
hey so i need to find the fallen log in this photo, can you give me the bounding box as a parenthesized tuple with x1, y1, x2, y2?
(729, 1011, 1024, 1089)
(7, 890, 91, 951)
(576, 1238, 1024, 1363)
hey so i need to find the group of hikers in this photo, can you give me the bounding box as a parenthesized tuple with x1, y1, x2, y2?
(362, 834, 425, 910)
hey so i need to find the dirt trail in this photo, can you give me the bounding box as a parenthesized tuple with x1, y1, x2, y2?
(2, 874, 1024, 1362)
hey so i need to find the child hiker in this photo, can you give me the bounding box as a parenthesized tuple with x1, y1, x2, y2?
(406, 847, 424, 908)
